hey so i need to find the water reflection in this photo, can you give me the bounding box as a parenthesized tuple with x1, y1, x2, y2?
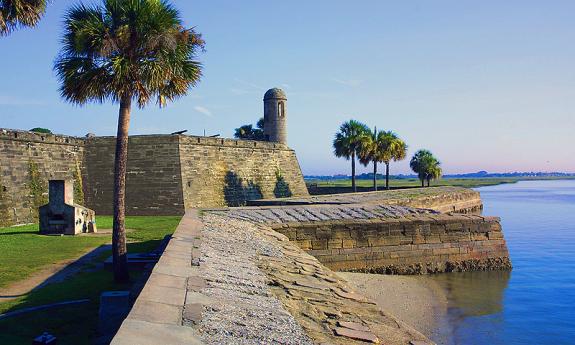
(424, 270, 511, 345)
(433, 270, 510, 317)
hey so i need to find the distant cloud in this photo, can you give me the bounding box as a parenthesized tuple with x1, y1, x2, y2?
(194, 106, 212, 117)
(331, 78, 363, 88)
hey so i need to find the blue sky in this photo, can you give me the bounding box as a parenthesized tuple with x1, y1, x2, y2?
(1, 1, 574, 175)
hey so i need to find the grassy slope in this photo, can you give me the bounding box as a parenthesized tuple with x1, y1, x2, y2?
(305, 176, 575, 189)
(0, 216, 181, 345)
(0, 216, 181, 289)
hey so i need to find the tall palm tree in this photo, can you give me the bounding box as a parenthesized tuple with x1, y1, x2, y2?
(0, 0, 47, 35)
(55, 0, 204, 282)
(379, 131, 407, 190)
(410, 150, 442, 187)
(358, 127, 379, 191)
(426, 163, 442, 187)
(359, 129, 407, 191)
(333, 120, 370, 192)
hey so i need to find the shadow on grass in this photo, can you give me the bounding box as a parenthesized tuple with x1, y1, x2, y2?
(0, 239, 163, 345)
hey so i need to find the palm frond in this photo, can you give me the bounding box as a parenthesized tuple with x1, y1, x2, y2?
(54, 0, 204, 108)
(0, 0, 47, 35)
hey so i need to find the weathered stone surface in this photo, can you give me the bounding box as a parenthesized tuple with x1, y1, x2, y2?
(234, 207, 512, 275)
(182, 303, 203, 325)
(334, 327, 380, 343)
(337, 321, 372, 332)
(111, 319, 203, 345)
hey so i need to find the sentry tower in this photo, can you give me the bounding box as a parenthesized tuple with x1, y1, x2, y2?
(263, 88, 287, 145)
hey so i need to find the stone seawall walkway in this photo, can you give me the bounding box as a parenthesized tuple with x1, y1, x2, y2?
(247, 186, 483, 214)
(111, 210, 433, 345)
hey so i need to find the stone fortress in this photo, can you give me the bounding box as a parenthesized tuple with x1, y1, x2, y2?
(0, 88, 308, 227)
(1, 88, 512, 344)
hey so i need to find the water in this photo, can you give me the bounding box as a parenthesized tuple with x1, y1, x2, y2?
(428, 180, 575, 345)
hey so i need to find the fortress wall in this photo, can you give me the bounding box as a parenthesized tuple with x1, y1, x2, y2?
(0, 129, 85, 226)
(0, 129, 309, 223)
(179, 136, 309, 208)
(271, 214, 511, 274)
(83, 135, 185, 216)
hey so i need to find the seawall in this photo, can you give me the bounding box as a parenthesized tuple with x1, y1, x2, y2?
(215, 203, 511, 275)
(249, 186, 483, 214)
(0, 128, 308, 225)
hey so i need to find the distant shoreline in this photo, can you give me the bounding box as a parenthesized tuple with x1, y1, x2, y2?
(304, 176, 575, 191)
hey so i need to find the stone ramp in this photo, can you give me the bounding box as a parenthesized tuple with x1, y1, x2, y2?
(111, 210, 434, 345)
(210, 203, 435, 224)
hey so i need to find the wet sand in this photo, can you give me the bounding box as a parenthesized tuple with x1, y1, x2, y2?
(338, 272, 449, 344)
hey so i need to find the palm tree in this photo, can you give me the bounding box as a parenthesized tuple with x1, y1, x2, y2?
(54, 0, 204, 282)
(234, 117, 265, 140)
(359, 129, 407, 191)
(425, 162, 442, 187)
(358, 127, 378, 191)
(0, 0, 47, 35)
(0, 0, 46, 35)
(410, 150, 442, 187)
(379, 131, 407, 190)
(333, 120, 370, 192)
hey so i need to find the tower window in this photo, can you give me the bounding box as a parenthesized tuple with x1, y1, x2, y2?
(278, 101, 285, 117)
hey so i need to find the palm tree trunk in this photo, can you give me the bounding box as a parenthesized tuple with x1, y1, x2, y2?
(373, 161, 377, 191)
(385, 162, 390, 190)
(112, 95, 131, 283)
(427, 178, 431, 187)
(421, 178, 424, 187)
(351, 152, 356, 192)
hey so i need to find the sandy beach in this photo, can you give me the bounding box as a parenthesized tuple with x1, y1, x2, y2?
(338, 272, 449, 344)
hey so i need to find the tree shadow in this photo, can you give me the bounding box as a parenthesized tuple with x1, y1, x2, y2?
(274, 173, 292, 198)
(223, 171, 262, 207)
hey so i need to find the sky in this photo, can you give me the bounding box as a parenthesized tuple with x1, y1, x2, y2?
(1, 0, 574, 175)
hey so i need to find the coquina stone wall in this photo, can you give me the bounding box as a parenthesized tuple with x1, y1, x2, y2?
(0, 129, 309, 225)
(179, 135, 308, 208)
(0, 129, 85, 226)
(270, 214, 511, 274)
(83, 135, 185, 216)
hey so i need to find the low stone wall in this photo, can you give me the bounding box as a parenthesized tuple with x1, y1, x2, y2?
(216, 205, 511, 275)
(248, 186, 483, 214)
(271, 214, 510, 274)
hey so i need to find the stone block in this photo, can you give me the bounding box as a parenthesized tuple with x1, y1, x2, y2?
(342, 239, 355, 249)
(328, 238, 343, 249)
(311, 239, 328, 250)
(110, 319, 203, 345)
(147, 273, 187, 290)
(139, 284, 186, 306)
(99, 291, 131, 337)
(128, 300, 182, 325)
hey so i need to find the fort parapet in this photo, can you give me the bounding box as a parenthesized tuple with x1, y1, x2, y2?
(0, 128, 308, 226)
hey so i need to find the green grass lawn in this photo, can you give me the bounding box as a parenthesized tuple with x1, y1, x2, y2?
(0, 215, 181, 345)
(306, 176, 575, 190)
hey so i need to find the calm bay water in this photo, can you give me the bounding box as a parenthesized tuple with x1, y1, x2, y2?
(429, 180, 575, 345)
